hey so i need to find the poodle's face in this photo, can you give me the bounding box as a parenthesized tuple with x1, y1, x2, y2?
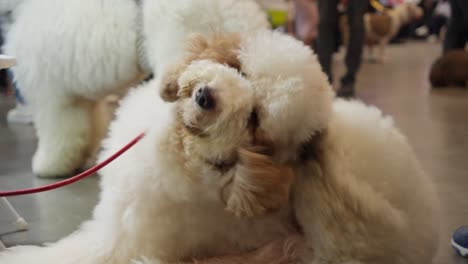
(175, 60, 254, 143)
(164, 58, 257, 176)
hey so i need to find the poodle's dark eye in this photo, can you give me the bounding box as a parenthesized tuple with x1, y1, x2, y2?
(248, 110, 259, 131)
(205, 153, 239, 173)
(212, 155, 239, 173)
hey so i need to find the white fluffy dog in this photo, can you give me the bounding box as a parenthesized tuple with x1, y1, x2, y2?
(4, 0, 268, 177)
(0, 31, 440, 264)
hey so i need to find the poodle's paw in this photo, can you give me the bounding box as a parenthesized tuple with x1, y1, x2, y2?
(250, 235, 307, 264)
(224, 146, 294, 217)
(132, 257, 163, 264)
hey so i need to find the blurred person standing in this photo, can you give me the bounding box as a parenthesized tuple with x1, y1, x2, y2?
(316, 0, 368, 98)
(0, 0, 32, 124)
(287, 0, 319, 46)
(443, 0, 468, 52)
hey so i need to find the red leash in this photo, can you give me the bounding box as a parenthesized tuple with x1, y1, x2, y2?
(0, 132, 146, 197)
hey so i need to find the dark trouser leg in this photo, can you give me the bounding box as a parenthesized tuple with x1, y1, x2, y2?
(429, 16, 447, 36)
(0, 24, 7, 93)
(316, 0, 339, 84)
(341, 0, 367, 85)
(443, 0, 468, 52)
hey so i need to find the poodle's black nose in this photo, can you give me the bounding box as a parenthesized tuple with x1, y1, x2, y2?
(195, 87, 215, 110)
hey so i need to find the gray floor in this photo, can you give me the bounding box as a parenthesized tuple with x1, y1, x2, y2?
(0, 41, 467, 263)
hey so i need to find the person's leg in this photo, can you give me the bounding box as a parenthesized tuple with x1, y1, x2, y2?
(443, 0, 468, 52)
(431, 16, 447, 36)
(457, 0, 468, 47)
(316, 0, 339, 84)
(338, 0, 367, 97)
(0, 23, 6, 93)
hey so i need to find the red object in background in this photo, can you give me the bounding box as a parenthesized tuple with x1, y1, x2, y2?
(390, 0, 405, 6)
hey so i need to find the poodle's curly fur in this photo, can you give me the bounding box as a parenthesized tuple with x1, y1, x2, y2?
(0, 31, 440, 264)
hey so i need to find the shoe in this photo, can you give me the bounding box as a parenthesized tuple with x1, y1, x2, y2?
(415, 26, 429, 37)
(427, 35, 438, 43)
(452, 226, 468, 257)
(336, 82, 355, 99)
(7, 104, 33, 124)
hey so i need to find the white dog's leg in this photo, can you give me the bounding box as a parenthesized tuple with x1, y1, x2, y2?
(32, 95, 94, 177)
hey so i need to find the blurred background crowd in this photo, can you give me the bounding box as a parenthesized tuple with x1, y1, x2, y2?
(1, 0, 467, 107)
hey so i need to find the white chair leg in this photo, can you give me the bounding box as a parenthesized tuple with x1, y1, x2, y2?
(1, 198, 28, 231)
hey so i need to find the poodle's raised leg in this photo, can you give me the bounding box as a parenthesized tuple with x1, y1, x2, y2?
(135, 235, 305, 264)
(294, 161, 407, 264)
(32, 95, 94, 177)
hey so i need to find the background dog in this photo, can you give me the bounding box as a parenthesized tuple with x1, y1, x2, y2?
(430, 49, 468, 88)
(340, 3, 423, 63)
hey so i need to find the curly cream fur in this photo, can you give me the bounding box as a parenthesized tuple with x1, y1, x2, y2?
(0, 31, 439, 264)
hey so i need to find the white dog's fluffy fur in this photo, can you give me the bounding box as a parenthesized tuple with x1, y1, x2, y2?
(4, 0, 268, 177)
(0, 31, 440, 264)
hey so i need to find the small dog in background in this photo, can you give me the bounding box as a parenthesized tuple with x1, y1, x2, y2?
(340, 3, 423, 63)
(430, 49, 468, 88)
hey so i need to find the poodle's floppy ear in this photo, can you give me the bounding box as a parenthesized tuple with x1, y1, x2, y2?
(222, 146, 294, 217)
(159, 63, 187, 102)
(158, 34, 209, 102)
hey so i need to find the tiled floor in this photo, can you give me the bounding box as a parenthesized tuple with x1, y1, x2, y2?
(0, 41, 467, 263)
